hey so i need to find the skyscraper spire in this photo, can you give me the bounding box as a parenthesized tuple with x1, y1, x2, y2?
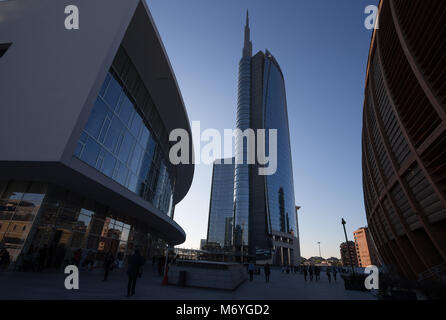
(243, 9, 252, 57)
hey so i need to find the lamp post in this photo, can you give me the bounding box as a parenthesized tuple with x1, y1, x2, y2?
(341, 218, 355, 275)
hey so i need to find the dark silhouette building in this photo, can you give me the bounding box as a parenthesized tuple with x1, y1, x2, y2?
(361, 0, 446, 281)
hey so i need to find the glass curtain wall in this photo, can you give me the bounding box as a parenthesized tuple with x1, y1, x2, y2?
(263, 55, 297, 236)
(74, 47, 174, 217)
(0, 181, 154, 270)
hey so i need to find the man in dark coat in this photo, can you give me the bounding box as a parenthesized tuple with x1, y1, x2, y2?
(103, 251, 114, 281)
(309, 265, 314, 281)
(127, 250, 145, 297)
(264, 263, 271, 283)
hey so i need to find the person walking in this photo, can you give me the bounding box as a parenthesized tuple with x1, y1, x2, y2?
(333, 267, 338, 282)
(264, 263, 271, 283)
(157, 256, 164, 276)
(0, 247, 10, 271)
(38, 245, 47, 271)
(127, 250, 145, 297)
(303, 266, 308, 282)
(326, 267, 332, 283)
(309, 265, 314, 281)
(248, 263, 255, 282)
(84, 250, 95, 271)
(73, 248, 82, 267)
(102, 251, 114, 281)
(315, 266, 320, 281)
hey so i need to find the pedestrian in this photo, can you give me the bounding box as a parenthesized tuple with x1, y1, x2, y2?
(264, 263, 271, 283)
(286, 265, 290, 274)
(23, 245, 35, 271)
(0, 247, 10, 270)
(38, 245, 48, 271)
(103, 251, 114, 281)
(309, 265, 314, 281)
(248, 263, 255, 282)
(158, 256, 166, 276)
(85, 250, 95, 270)
(315, 266, 320, 281)
(303, 266, 308, 282)
(333, 267, 338, 282)
(126, 249, 145, 297)
(117, 252, 124, 269)
(73, 248, 82, 267)
(326, 267, 332, 283)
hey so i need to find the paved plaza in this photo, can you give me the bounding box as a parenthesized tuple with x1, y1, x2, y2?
(0, 266, 376, 300)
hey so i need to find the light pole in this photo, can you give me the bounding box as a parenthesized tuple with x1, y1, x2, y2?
(317, 241, 321, 258)
(341, 218, 355, 275)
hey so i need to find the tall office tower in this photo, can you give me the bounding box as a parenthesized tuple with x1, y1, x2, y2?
(232, 12, 299, 265)
(353, 227, 380, 267)
(294, 206, 302, 264)
(361, 0, 446, 281)
(206, 158, 235, 248)
(340, 241, 359, 268)
(0, 0, 194, 269)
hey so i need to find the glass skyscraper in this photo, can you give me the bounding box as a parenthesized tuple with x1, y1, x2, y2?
(206, 158, 235, 248)
(231, 12, 300, 265)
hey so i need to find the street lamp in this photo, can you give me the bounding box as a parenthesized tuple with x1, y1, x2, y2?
(341, 218, 355, 275)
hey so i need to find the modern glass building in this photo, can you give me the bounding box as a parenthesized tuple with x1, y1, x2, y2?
(232, 12, 300, 265)
(0, 0, 194, 270)
(362, 0, 446, 281)
(206, 158, 235, 248)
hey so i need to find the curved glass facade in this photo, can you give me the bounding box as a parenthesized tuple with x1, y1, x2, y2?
(233, 56, 252, 247)
(263, 56, 297, 235)
(75, 52, 174, 217)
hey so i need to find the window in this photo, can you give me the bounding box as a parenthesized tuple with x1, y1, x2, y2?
(117, 95, 134, 126)
(81, 136, 101, 167)
(104, 116, 124, 154)
(0, 43, 12, 58)
(84, 98, 108, 139)
(117, 130, 135, 164)
(101, 150, 117, 178)
(103, 75, 122, 110)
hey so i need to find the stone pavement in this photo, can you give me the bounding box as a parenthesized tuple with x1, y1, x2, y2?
(0, 266, 376, 300)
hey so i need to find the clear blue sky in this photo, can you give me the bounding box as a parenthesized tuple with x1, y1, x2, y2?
(147, 0, 379, 259)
